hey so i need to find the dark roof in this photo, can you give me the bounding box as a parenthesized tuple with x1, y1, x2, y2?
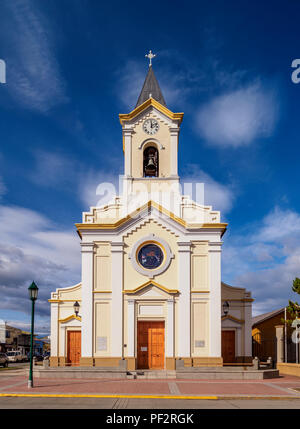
(252, 308, 285, 326)
(136, 66, 166, 108)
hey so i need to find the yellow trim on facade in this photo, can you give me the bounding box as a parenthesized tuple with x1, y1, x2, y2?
(221, 315, 245, 324)
(191, 290, 210, 293)
(59, 315, 82, 323)
(123, 280, 179, 295)
(93, 290, 112, 293)
(75, 200, 228, 234)
(119, 97, 184, 125)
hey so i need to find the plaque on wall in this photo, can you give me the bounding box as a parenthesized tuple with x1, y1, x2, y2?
(97, 336, 107, 351)
(195, 340, 205, 348)
(141, 347, 147, 351)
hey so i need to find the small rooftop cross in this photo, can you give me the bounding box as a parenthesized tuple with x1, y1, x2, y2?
(145, 50, 156, 67)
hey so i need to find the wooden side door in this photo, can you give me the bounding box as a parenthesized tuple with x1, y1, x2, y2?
(222, 330, 235, 363)
(67, 331, 81, 366)
(137, 321, 165, 369)
(137, 321, 150, 369)
(149, 321, 165, 369)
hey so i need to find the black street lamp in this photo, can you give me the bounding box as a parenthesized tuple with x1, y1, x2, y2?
(28, 281, 38, 389)
(223, 301, 229, 316)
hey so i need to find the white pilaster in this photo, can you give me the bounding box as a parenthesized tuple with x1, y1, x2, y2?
(127, 299, 135, 357)
(209, 242, 222, 357)
(50, 303, 58, 356)
(166, 298, 175, 357)
(236, 327, 242, 356)
(123, 128, 133, 177)
(169, 127, 179, 177)
(111, 242, 124, 357)
(177, 241, 191, 357)
(244, 301, 252, 356)
(81, 242, 94, 357)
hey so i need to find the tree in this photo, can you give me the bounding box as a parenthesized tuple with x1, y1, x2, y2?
(284, 277, 300, 326)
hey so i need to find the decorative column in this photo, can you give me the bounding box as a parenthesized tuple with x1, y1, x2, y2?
(209, 241, 222, 358)
(169, 127, 179, 177)
(127, 299, 135, 370)
(123, 128, 133, 177)
(244, 300, 253, 357)
(111, 242, 124, 357)
(275, 325, 284, 363)
(177, 241, 191, 360)
(80, 242, 94, 366)
(166, 298, 175, 369)
(50, 302, 58, 366)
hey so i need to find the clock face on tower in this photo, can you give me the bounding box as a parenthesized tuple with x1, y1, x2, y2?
(143, 118, 159, 135)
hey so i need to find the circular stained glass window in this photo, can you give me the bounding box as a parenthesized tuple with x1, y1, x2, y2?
(137, 243, 164, 270)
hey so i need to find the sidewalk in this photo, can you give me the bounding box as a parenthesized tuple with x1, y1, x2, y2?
(0, 370, 300, 399)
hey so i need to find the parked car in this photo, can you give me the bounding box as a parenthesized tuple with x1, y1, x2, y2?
(6, 350, 24, 363)
(0, 352, 8, 367)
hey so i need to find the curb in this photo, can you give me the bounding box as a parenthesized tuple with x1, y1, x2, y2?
(0, 393, 300, 400)
(0, 393, 218, 400)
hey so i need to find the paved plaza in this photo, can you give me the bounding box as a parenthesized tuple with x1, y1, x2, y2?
(0, 369, 300, 409)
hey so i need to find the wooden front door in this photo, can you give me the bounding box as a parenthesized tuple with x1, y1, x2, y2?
(67, 331, 81, 366)
(222, 330, 235, 363)
(137, 321, 165, 369)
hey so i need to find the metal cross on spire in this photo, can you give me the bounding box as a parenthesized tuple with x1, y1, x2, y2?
(145, 50, 156, 67)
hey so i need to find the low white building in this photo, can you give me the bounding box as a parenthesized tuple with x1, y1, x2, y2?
(49, 61, 253, 369)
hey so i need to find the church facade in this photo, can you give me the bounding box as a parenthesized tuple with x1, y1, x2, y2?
(49, 60, 253, 369)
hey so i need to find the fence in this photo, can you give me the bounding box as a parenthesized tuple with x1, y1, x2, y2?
(252, 332, 300, 363)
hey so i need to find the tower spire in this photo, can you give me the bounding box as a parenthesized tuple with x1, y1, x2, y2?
(135, 51, 166, 108)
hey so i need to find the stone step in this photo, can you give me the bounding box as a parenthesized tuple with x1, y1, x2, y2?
(127, 370, 176, 379)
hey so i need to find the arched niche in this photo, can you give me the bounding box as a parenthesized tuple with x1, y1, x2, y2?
(143, 145, 159, 177)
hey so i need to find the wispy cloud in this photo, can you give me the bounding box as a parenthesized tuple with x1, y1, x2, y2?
(30, 150, 122, 208)
(223, 207, 300, 315)
(5, 0, 68, 112)
(195, 81, 279, 148)
(181, 165, 236, 214)
(116, 53, 204, 111)
(0, 205, 80, 324)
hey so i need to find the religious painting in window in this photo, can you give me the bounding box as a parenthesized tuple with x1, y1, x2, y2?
(143, 146, 158, 177)
(137, 243, 164, 269)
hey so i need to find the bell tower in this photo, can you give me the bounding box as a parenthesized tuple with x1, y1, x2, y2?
(119, 52, 184, 211)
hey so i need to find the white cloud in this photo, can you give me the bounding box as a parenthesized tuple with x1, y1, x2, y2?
(30, 149, 122, 210)
(116, 56, 200, 111)
(181, 165, 236, 214)
(0, 205, 80, 323)
(223, 207, 300, 315)
(30, 150, 77, 188)
(5, 0, 68, 112)
(195, 82, 278, 147)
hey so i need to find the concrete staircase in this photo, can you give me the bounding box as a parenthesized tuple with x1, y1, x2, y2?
(127, 370, 176, 379)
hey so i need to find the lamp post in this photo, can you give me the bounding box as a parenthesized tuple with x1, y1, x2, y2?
(28, 281, 38, 389)
(223, 301, 229, 317)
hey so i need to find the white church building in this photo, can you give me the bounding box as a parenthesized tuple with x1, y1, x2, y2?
(49, 56, 253, 370)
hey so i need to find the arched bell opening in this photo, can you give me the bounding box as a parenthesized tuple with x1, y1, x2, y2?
(143, 145, 159, 177)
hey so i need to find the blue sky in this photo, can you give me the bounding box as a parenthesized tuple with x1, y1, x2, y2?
(0, 0, 300, 333)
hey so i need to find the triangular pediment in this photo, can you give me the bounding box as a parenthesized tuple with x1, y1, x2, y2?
(77, 200, 227, 238)
(124, 281, 178, 297)
(119, 98, 184, 126)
